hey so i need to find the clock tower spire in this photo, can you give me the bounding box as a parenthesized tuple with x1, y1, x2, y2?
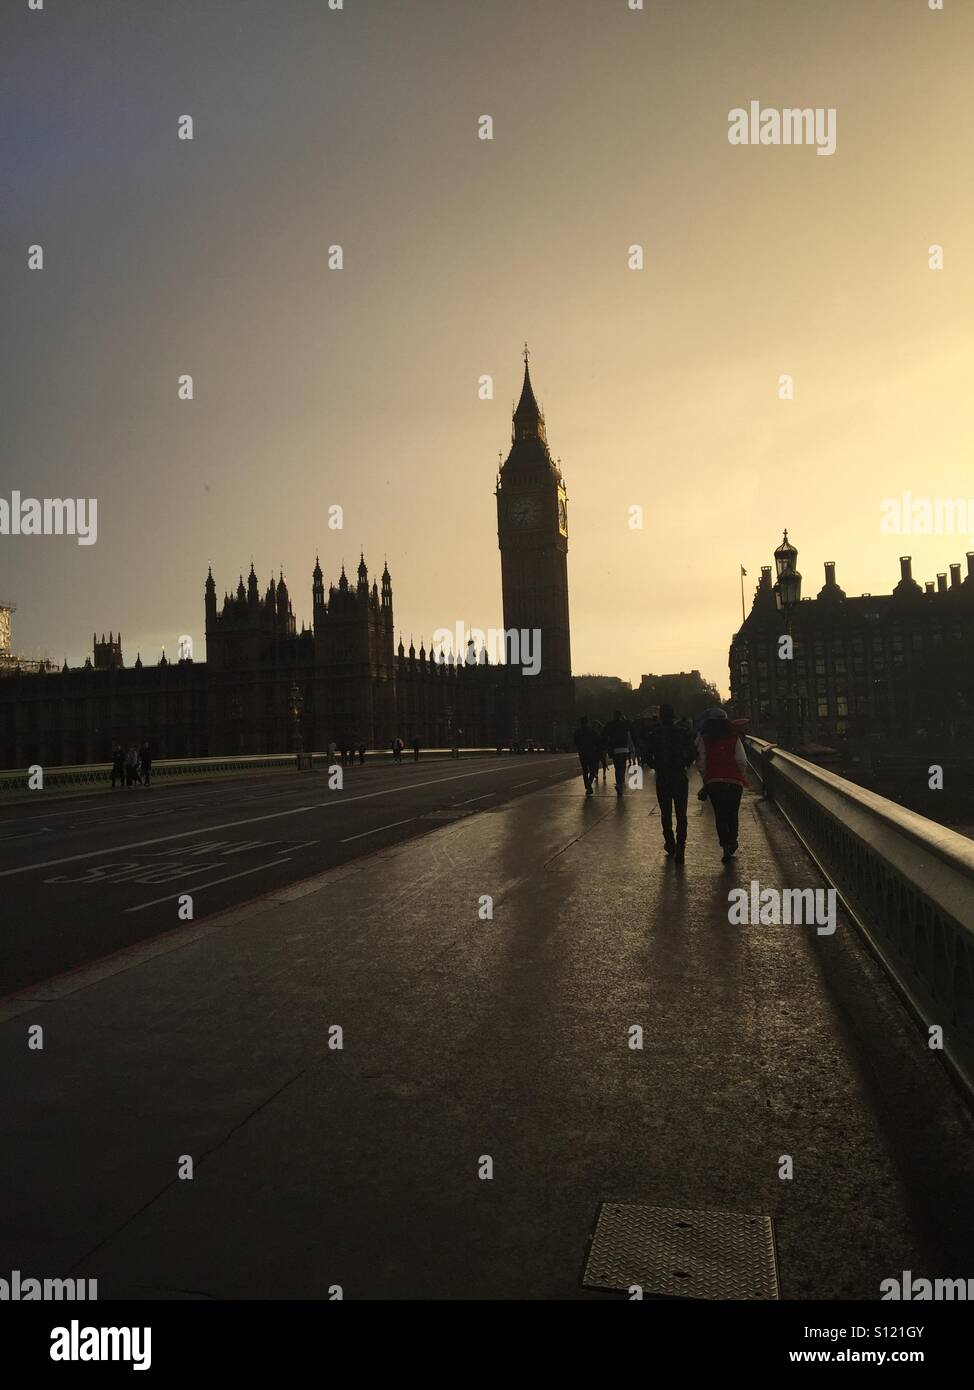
(495, 351, 573, 746)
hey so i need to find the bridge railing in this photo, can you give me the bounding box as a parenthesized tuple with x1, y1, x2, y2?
(0, 746, 544, 797)
(744, 735, 974, 1098)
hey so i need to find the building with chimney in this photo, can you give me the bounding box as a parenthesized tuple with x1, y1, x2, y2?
(730, 532, 974, 740)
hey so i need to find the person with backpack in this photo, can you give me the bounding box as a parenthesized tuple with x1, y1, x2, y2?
(695, 708, 749, 863)
(646, 704, 696, 863)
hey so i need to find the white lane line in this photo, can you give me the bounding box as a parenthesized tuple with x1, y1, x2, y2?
(125, 858, 293, 912)
(0, 761, 571, 880)
(340, 818, 414, 843)
(454, 793, 495, 805)
(512, 779, 539, 788)
(0, 805, 315, 879)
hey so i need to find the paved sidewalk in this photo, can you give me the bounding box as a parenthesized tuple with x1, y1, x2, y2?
(3, 771, 973, 1299)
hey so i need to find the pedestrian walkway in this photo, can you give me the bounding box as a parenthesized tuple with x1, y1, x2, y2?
(2, 771, 973, 1299)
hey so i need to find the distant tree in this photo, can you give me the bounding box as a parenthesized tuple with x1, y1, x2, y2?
(574, 670, 724, 724)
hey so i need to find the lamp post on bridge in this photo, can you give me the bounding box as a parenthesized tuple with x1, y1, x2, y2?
(773, 529, 803, 751)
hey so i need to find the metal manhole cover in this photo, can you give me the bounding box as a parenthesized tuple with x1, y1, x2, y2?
(582, 1203, 779, 1300)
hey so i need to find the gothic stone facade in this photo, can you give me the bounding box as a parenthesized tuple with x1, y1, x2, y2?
(0, 359, 575, 768)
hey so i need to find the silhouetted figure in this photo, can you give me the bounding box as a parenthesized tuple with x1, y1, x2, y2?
(327, 739, 337, 762)
(412, 736, 421, 762)
(110, 744, 124, 789)
(602, 710, 633, 797)
(573, 715, 601, 796)
(631, 710, 659, 768)
(592, 720, 608, 781)
(393, 737, 403, 763)
(357, 741, 366, 766)
(695, 709, 749, 863)
(646, 704, 695, 863)
(124, 743, 139, 788)
(139, 741, 152, 786)
(340, 741, 350, 769)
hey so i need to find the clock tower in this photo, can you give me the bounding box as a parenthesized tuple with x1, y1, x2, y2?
(495, 350, 573, 746)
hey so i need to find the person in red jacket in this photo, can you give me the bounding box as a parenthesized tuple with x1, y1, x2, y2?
(695, 709, 749, 864)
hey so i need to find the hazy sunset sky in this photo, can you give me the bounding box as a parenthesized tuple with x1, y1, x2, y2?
(2, 0, 972, 692)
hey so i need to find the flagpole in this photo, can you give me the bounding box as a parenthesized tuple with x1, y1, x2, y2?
(740, 565, 746, 623)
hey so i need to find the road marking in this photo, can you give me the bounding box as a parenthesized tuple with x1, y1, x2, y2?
(512, 779, 538, 788)
(0, 760, 572, 880)
(454, 793, 495, 806)
(340, 818, 414, 843)
(125, 857, 293, 912)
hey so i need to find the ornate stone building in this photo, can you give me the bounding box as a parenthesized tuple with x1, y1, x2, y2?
(0, 357, 575, 768)
(730, 532, 974, 741)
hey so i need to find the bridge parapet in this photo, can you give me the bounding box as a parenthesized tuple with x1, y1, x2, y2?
(745, 735, 974, 1099)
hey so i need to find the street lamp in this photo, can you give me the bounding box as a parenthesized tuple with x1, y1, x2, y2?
(772, 529, 803, 749)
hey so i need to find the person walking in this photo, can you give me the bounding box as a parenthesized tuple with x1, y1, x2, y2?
(602, 709, 633, 797)
(412, 736, 421, 762)
(591, 720, 608, 782)
(357, 740, 366, 766)
(110, 743, 124, 790)
(646, 704, 695, 863)
(139, 740, 152, 787)
(695, 708, 749, 863)
(573, 715, 602, 796)
(124, 743, 139, 788)
(393, 737, 403, 764)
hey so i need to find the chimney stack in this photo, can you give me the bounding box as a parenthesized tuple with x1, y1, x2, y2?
(925, 581, 935, 595)
(968, 551, 974, 580)
(900, 556, 913, 582)
(950, 563, 961, 588)
(824, 561, 836, 585)
(937, 573, 948, 594)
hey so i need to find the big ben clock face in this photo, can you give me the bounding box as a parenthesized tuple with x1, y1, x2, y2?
(508, 496, 540, 528)
(557, 495, 568, 535)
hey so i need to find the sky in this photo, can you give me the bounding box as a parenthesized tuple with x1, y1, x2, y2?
(2, 0, 972, 693)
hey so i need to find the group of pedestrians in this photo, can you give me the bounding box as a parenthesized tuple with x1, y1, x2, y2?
(327, 739, 368, 767)
(574, 705, 748, 865)
(110, 742, 152, 788)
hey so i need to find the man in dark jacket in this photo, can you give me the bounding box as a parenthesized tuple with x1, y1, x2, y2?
(646, 704, 696, 862)
(602, 710, 633, 797)
(573, 716, 602, 796)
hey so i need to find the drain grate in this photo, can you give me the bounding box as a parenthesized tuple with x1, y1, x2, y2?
(582, 1202, 779, 1300)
